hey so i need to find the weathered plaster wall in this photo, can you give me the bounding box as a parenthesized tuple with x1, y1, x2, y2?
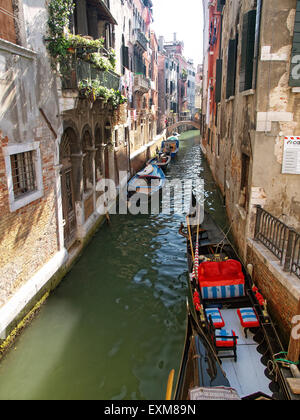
(0, 0, 62, 307)
(253, 0, 300, 231)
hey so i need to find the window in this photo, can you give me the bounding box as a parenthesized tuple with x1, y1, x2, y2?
(215, 59, 223, 103)
(240, 153, 250, 209)
(239, 10, 257, 92)
(10, 152, 36, 198)
(4, 142, 43, 212)
(226, 38, 238, 99)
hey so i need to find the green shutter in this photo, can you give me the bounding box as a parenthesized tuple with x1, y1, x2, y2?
(215, 59, 223, 103)
(217, 0, 226, 12)
(239, 10, 256, 92)
(226, 38, 237, 98)
(290, 0, 300, 87)
(252, 0, 262, 89)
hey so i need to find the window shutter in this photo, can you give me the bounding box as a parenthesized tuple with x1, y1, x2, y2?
(252, 0, 262, 89)
(226, 38, 237, 99)
(215, 59, 223, 103)
(122, 45, 129, 70)
(239, 10, 257, 92)
(289, 0, 300, 86)
(217, 0, 226, 12)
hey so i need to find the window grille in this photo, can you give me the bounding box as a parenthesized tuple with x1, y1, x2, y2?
(10, 151, 37, 198)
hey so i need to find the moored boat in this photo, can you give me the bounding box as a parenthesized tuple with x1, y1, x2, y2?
(171, 302, 241, 400)
(174, 206, 296, 400)
(127, 164, 165, 196)
(147, 153, 171, 171)
(160, 136, 179, 158)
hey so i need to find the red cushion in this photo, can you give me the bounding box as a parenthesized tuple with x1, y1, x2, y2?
(200, 278, 244, 288)
(200, 262, 221, 277)
(220, 260, 242, 276)
(215, 330, 237, 347)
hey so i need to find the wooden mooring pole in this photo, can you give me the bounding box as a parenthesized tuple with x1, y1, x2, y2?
(287, 299, 300, 364)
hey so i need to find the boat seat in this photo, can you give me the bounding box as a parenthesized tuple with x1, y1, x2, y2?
(208, 317, 238, 362)
(237, 308, 260, 338)
(199, 260, 245, 299)
(205, 308, 225, 329)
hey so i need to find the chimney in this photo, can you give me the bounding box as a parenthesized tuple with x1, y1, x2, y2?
(173, 32, 177, 42)
(159, 36, 164, 52)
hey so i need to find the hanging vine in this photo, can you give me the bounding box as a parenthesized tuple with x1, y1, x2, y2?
(47, 1, 116, 72)
(46, 0, 126, 106)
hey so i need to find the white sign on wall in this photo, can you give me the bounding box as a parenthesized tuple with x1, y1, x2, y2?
(282, 136, 300, 175)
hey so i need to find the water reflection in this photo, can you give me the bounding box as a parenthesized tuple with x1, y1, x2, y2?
(0, 131, 227, 400)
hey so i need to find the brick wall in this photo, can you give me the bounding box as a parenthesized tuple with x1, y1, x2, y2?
(0, 0, 17, 44)
(247, 244, 298, 346)
(0, 123, 59, 308)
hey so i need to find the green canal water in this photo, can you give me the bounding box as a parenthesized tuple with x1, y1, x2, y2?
(0, 131, 228, 400)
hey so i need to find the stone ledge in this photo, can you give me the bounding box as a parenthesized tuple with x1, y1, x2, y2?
(247, 238, 300, 301)
(0, 39, 37, 60)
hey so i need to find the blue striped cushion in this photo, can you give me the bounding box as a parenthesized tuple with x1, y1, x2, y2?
(238, 308, 260, 328)
(201, 284, 245, 299)
(205, 308, 225, 328)
(215, 329, 237, 347)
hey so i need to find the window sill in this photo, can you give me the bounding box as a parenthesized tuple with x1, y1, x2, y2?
(225, 96, 235, 103)
(0, 38, 36, 60)
(10, 190, 44, 212)
(241, 89, 255, 97)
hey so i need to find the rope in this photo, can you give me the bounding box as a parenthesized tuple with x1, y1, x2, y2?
(273, 351, 300, 367)
(267, 359, 279, 382)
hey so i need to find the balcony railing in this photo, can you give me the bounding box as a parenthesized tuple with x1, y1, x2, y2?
(133, 74, 151, 94)
(133, 29, 148, 51)
(60, 56, 120, 91)
(254, 205, 300, 279)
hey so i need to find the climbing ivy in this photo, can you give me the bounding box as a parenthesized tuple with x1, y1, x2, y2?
(46, 0, 124, 106)
(46, 0, 116, 72)
(78, 79, 127, 109)
(47, 0, 74, 57)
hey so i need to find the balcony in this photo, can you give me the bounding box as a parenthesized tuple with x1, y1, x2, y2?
(60, 56, 120, 91)
(133, 29, 149, 51)
(133, 74, 151, 94)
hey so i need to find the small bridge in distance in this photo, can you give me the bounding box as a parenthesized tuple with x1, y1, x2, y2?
(166, 120, 201, 136)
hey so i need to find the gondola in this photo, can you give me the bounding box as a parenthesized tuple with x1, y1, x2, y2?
(127, 164, 165, 197)
(175, 205, 296, 400)
(147, 153, 171, 171)
(160, 136, 179, 158)
(172, 301, 241, 400)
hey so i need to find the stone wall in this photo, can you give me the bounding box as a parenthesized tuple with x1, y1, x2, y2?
(0, 122, 59, 308)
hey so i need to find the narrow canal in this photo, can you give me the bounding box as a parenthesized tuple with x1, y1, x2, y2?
(0, 131, 228, 400)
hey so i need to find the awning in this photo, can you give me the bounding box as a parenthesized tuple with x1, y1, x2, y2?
(86, 0, 118, 25)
